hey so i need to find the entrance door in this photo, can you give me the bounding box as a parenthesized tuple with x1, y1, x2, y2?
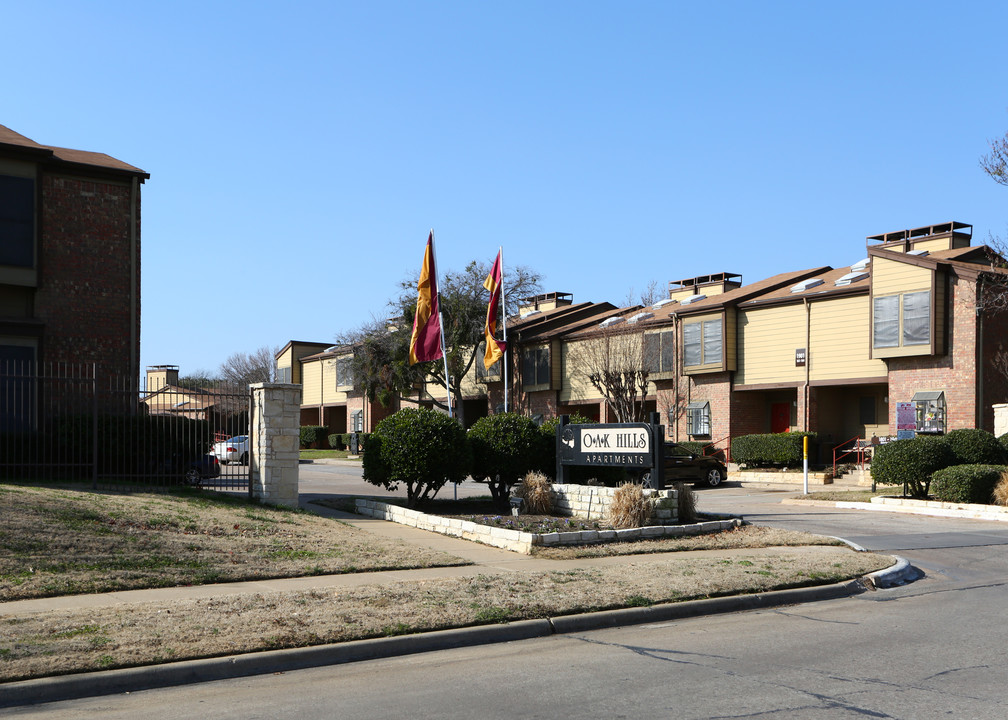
(771, 402, 791, 433)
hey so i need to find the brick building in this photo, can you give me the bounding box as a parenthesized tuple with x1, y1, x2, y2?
(0, 124, 148, 381)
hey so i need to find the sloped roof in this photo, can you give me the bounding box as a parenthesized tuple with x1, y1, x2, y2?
(0, 123, 148, 178)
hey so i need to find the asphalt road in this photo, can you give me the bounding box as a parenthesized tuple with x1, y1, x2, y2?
(12, 474, 1008, 719)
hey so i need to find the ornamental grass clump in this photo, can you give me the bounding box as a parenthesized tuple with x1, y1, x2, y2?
(513, 471, 554, 515)
(994, 471, 1008, 507)
(607, 482, 653, 529)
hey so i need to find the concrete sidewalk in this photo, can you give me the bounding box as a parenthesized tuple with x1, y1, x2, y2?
(0, 497, 914, 709)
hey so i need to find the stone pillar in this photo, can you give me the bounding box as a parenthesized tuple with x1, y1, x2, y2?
(995, 403, 1008, 438)
(250, 383, 301, 507)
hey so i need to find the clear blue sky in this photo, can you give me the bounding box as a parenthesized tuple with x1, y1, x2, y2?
(4, 1, 1007, 378)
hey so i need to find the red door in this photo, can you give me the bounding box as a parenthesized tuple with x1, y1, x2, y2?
(771, 403, 791, 433)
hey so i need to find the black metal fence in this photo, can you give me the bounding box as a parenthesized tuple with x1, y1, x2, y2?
(0, 362, 251, 494)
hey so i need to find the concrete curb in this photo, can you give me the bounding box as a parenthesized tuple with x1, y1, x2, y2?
(0, 572, 884, 708)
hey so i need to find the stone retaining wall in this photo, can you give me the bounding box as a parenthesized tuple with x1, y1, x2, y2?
(354, 486, 740, 555)
(734, 470, 834, 486)
(550, 483, 679, 523)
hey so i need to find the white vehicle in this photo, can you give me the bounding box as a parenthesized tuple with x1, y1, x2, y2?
(213, 435, 249, 465)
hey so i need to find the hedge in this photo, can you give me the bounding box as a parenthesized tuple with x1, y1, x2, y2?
(731, 432, 816, 468)
(943, 429, 1007, 466)
(930, 464, 1008, 504)
(870, 435, 954, 499)
(299, 425, 328, 448)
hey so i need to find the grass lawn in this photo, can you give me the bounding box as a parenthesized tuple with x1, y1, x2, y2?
(0, 483, 894, 683)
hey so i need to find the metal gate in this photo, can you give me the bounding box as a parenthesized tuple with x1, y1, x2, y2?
(0, 362, 251, 495)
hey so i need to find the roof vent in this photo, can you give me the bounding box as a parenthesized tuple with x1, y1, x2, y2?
(908, 249, 930, 257)
(599, 316, 626, 328)
(325, 346, 339, 353)
(520, 310, 542, 320)
(790, 278, 824, 293)
(851, 258, 870, 272)
(652, 298, 677, 309)
(680, 294, 707, 305)
(835, 271, 869, 287)
(627, 312, 653, 324)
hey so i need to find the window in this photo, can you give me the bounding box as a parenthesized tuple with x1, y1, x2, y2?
(0, 175, 34, 267)
(522, 347, 549, 387)
(476, 342, 503, 381)
(336, 357, 354, 388)
(351, 409, 364, 432)
(643, 331, 676, 373)
(902, 291, 930, 346)
(873, 292, 930, 349)
(686, 401, 711, 436)
(276, 366, 292, 383)
(683, 318, 722, 367)
(912, 391, 945, 434)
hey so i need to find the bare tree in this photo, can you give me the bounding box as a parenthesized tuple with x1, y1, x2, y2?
(624, 280, 663, 308)
(980, 130, 1008, 186)
(568, 323, 652, 423)
(219, 345, 279, 387)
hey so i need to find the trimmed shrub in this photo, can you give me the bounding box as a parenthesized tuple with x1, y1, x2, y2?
(870, 436, 954, 499)
(999, 433, 1008, 458)
(943, 429, 1007, 466)
(513, 471, 554, 514)
(607, 482, 653, 529)
(299, 425, 328, 449)
(468, 413, 542, 501)
(930, 464, 1007, 504)
(678, 441, 708, 457)
(731, 432, 817, 468)
(327, 433, 346, 450)
(361, 407, 471, 507)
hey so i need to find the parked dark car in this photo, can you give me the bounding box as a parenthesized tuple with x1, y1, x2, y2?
(183, 454, 221, 486)
(643, 443, 726, 487)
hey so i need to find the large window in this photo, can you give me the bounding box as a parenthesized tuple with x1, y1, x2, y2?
(873, 292, 930, 349)
(276, 366, 292, 383)
(686, 401, 711, 436)
(683, 319, 722, 367)
(522, 347, 549, 387)
(643, 331, 676, 373)
(476, 342, 503, 381)
(336, 357, 354, 389)
(0, 175, 34, 268)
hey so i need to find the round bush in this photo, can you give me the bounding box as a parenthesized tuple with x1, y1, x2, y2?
(870, 436, 954, 498)
(361, 407, 471, 507)
(943, 429, 1007, 466)
(930, 464, 1007, 504)
(468, 413, 542, 501)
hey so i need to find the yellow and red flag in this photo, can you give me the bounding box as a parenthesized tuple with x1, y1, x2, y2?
(483, 250, 507, 369)
(409, 232, 444, 365)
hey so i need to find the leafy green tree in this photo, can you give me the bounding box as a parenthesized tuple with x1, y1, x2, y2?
(361, 407, 471, 507)
(468, 413, 542, 501)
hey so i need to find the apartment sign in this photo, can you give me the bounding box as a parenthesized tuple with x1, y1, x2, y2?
(795, 348, 806, 367)
(558, 423, 653, 468)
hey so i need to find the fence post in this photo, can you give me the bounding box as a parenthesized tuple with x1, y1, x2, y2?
(249, 382, 301, 507)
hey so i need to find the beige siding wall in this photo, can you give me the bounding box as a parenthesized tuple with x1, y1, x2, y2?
(559, 339, 599, 403)
(872, 256, 931, 295)
(736, 304, 806, 385)
(301, 361, 323, 405)
(908, 237, 953, 254)
(809, 295, 886, 381)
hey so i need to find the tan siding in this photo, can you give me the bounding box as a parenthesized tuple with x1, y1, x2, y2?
(808, 295, 886, 381)
(724, 307, 737, 372)
(560, 339, 598, 403)
(909, 237, 953, 254)
(736, 304, 806, 385)
(301, 361, 322, 405)
(872, 256, 931, 295)
(277, 347, 293, 371)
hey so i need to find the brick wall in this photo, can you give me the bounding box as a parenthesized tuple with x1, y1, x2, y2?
(887, 278, 977, 431)
(34, 173, 140, 379)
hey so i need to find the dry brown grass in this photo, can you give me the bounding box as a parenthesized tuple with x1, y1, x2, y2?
(607, 482, 653, 529)
(994, 471, 1008, 506)
(0, 484, 467, 602)
(513, 471, 554, 515)
(0, 545, 891, 682)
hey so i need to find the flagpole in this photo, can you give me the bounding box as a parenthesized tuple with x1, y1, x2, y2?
(499, 246, 508, 414)
(430, 229, 453, 418)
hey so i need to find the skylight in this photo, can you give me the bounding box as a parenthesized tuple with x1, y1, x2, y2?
(680, 294, 706, 305)
(835, 271, 868, 286)
(652, 298, 676, 309)
(599, 316, 626, 328)
(851, 258, 870, 272)
(627, 312, 653, 324)
(790, 278, 824, 293)
(520, 310, 542, 319)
